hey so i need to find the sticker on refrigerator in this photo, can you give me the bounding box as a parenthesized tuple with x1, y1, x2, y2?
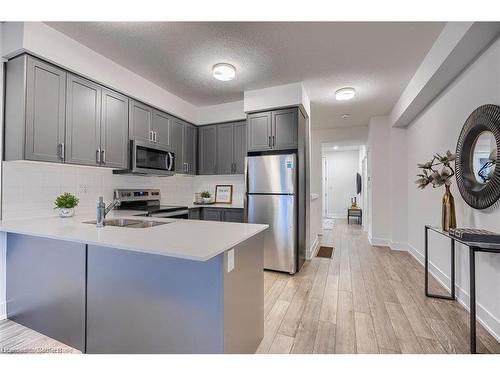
(285, 161, 294, 169)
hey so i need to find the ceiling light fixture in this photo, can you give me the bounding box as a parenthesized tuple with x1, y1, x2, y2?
(335, 87, 356, 101)
(341, 114, 350, 119)
(334, 146, 339, 150)
(213, 63, 236, 81)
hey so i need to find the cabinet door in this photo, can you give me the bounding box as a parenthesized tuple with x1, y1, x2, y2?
(25, 57, 66, 163)
(223, 209, 244, 223)
(188, 208, 201, 220)
(203, 208, 224, 221)
(101, 88, 129, 169)
(217, 123, 234, 175)
(129, 100, 152, 143)
(183, 124, 197, 175)
(272, 108, 297, 150)
(247, 111, 272, 151)
(152, 109, 171, 148)
(233, 121, 247, 174)
(65, 74, 102, 166)
(198, 125, 217, 175)
(170, 118, 184, 173)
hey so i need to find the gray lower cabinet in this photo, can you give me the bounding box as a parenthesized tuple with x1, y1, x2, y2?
(5, 55, 66, 162)
(203, 207, 224, 221)
(100, 89, 129, 168)
(247, 108, 298, 151)
(183, 124, 197, 174)
(191, 207, 244, 223)
(152, 109, 171, 148)
(199, 125, 218, 175)
(65, 74, 102, 166)
(6, 234, 87, 352)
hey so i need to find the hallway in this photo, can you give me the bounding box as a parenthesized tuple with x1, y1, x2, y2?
(257, 220, 500, 354)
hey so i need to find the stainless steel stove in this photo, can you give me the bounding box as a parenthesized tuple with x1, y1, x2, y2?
(114, 189, 189, 219)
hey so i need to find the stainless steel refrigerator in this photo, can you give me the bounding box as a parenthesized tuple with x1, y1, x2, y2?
(246, 154, 305, 274)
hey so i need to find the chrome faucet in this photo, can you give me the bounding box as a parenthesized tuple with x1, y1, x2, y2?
(96, 196, 121, 227)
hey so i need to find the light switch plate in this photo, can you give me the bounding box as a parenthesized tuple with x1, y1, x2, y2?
(227, 249, 235, 272)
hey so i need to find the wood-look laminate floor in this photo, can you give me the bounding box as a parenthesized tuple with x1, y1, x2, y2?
(257, 220, 500, 354)
(1, 219, 499, 354)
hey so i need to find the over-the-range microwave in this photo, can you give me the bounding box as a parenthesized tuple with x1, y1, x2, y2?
(113, 140, 175, 176)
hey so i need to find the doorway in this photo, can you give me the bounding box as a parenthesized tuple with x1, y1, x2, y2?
(321, 144, 368, 230)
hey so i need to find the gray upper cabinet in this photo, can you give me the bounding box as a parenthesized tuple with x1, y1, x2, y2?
(233, 121, 247, 174)
(183, 124, 197, 175)
(217, 123, 234, 175)
(216, 121, 247, 175)
(170, 118, 185, 174)
(152, 110, 171, 148)
(272, 108, 298, 150)
(65, 74, 102, 166)
(5, 55, 66, 163)
(247, 112, 272, 151)
(198, 125, 218, 175)
(129, 99, 153, 143)
(101, 89, 129, 168)
(247, 108, 298, 151)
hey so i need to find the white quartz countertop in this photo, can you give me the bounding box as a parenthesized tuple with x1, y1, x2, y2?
(0, 214, 267, 262)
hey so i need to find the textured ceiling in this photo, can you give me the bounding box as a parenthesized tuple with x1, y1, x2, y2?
(45, 22, 444, 128)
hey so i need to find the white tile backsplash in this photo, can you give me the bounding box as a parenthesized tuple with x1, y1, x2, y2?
(1, 161, 245, 219)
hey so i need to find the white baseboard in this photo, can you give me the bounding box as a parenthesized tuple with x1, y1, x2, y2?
(307, 235, 321, 260)
(407, 243, 500, 342)
(368, 234, 390, 247)
(389, 241, 408, 251)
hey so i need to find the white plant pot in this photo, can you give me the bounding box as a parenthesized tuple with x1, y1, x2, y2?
(202, 197, 211, 203)
(59, 208, 75, 218)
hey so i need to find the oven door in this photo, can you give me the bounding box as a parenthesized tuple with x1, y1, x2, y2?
(132, 140, 175, 175)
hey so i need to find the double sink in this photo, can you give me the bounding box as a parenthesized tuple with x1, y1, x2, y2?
(83, 218, 171, 228)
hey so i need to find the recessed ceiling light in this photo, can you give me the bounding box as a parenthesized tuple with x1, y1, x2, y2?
(213, 63, 236, 81)
(334, 146, 339, 150)
(341, 114, 350, 119)
(335, 87, 356, 101)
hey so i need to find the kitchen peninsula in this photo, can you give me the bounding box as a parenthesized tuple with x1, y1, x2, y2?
(0, 215, 267, 354)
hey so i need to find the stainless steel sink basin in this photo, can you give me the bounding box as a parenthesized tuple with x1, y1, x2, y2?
(83, 218, 170, 228)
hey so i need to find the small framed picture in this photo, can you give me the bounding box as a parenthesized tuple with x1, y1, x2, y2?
(215, 185, 233, 204)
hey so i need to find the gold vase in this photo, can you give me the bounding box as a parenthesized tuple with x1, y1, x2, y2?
(442, 184, 457, 232)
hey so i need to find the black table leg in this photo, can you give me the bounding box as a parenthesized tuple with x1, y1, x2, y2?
(469, 247, 476, 354)
(425, 226, 456, 300)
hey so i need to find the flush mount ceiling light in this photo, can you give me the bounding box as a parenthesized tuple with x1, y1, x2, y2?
(212, 63, 236, 81)
(334, 146, 339, 150)
(341, 114, 350, 119)
(335, 87, 356, 101)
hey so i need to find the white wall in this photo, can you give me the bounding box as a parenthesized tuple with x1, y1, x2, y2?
(324, 150, 359, 218)
(196, 100, 245, 125)
(244, 82, 311, 116)
(405, 36, 500, 340)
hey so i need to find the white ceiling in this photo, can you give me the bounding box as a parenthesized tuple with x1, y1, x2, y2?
(45, 22, 444, 128)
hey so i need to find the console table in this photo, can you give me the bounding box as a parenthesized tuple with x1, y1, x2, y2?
(424, 225, 500, 354)
(347, 208, 362, 224)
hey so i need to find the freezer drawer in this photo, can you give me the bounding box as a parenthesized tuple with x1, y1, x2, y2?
(247, 194, 296, 273)
(246, 154, 296, 194)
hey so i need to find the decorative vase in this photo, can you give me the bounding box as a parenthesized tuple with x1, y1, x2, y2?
(442, 185, 456, 232)
(59, 208, 75, 218)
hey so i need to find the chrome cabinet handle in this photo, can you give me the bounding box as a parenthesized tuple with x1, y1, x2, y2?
(102, 149, 106, 164)
(96, 149, 101, 164)
(154, 131, 158, 143)
(272, 135, 275, 147)
(268, 136, 271, 147)
(149, 131, 153, 142)
(58, 143, 65, 160)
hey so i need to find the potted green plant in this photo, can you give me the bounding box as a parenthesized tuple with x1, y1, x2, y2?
(54, 192, 79, 218)
(201, 191, 212, 204)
